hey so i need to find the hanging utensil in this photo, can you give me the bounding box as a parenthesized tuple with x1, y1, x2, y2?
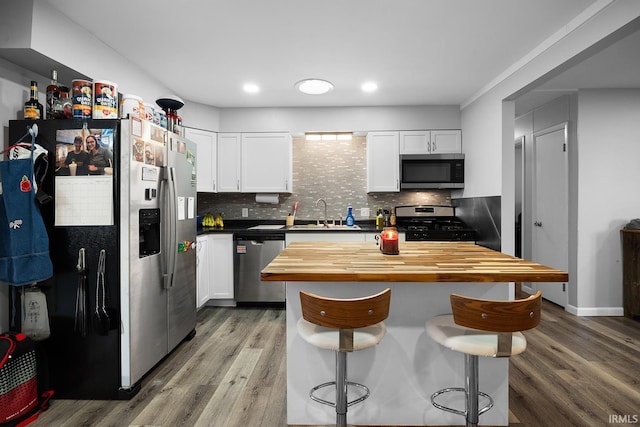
(74, 248, 88, 337)
(93, 249, 110, 336)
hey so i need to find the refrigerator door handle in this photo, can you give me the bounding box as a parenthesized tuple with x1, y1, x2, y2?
(163, 166, 178, 289)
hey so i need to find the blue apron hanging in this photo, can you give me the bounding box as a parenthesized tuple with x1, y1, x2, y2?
(0, 125, 53, 286)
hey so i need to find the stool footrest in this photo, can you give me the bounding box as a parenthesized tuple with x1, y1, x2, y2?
(310, 381, 370, 408)
(430, 387, 494, 417)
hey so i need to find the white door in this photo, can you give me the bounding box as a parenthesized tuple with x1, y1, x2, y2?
(532, 124, 568, 306)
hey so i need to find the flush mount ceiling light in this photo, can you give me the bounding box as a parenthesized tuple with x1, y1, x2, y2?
(305, 132, 353, 141)
(243, 83, 260, 94)
(295, 79, 334, 95)
(361, 82, 378, 92)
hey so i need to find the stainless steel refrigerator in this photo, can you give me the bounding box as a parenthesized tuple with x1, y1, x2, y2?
(8, 118, 198, 399)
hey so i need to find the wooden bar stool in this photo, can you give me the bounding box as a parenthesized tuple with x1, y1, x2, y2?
(297, 288, 391, 427)
(426, 291, 542, 427)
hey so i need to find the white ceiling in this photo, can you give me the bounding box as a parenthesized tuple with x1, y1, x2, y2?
(42, 0, 639, 110)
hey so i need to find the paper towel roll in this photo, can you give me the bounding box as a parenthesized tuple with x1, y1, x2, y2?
(255, 193, 279, 204)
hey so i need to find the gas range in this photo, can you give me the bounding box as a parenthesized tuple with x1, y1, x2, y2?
(395, 205, 477, 242)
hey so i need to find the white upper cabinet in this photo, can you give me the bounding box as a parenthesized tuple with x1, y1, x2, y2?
(431, 130, 462, 153)
(241, 133, 292, 193)
(399, 130, 430, 154)
(366, 131, 400, 192)
(184, 127, 217, 193)
(217, 133, 242, 192)
(400, 130, 461, 154)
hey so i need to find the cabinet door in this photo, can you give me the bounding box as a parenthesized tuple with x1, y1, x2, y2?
(217, 133, 242, 192)
(366, 131, 400, 192)
(430, 130, 462, 153)
(185, 128, 217, 192)
(196, 236, 211, 309)
(399, 130, 431, 154)
(210, 234, 234, 299)
(241, 133, 292, 193)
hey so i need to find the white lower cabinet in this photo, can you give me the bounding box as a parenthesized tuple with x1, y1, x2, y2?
(196, 235, 210, 309)
(196, 233, 234, 309)
(209, 234, 234, 300)
(285, 232, 366, 245)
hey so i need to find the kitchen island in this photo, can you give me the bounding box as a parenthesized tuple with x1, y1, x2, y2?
(262, 241, 568, 426)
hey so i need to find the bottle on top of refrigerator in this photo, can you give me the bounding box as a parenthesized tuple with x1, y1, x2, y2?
(346, 206, 355, 227)
(24, 81, 44, 120)
(46, 70, 61, 119)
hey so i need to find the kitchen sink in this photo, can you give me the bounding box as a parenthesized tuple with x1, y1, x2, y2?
(288, 224, 361, 230)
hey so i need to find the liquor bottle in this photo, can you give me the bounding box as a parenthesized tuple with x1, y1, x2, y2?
(46, 70, 61, 119)
(346, 206, 355, 227)
(24, 80, 44, 120)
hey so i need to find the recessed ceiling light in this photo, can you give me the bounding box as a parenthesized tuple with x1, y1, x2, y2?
(361, 82, 378, 92)
(243, 83, 260, 94)
(295, 79, 334, 95)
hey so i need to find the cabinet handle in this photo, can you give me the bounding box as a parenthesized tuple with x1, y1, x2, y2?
(534, 221, 543, 227)
(213, 180, 216, 191)
(432, 141, 437, 152)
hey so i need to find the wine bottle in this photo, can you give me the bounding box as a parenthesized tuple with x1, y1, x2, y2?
(46, 70, 61, 119)
(24, 80, 44, 120)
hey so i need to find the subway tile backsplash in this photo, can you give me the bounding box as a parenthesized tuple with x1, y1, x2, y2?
(197, 136, 451, 221)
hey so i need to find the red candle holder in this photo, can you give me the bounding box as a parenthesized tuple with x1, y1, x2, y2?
(377, 227, 399, 255)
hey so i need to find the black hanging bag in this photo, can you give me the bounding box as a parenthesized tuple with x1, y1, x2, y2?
(0, 332, 53, 427)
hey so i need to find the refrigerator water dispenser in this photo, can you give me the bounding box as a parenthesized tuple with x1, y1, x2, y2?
(139, 208, 160, 257)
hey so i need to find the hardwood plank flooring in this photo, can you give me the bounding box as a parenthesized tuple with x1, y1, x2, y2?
(30, 299, 640, 427)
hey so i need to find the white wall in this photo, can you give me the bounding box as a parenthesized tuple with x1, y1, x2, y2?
(218, 105, 461, 134)
(461, 1, 640, 313)
(577, 89, 640, 312)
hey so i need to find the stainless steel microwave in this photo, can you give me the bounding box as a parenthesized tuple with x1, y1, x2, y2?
(399, 153, 465, 189)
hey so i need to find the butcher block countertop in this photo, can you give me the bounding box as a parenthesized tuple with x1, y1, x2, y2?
(261, 241, 568, 283)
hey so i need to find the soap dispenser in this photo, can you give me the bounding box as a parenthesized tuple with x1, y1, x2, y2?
(346, 206, 355, 227)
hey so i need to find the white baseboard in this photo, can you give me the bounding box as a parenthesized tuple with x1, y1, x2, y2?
(565, 304, 624, 316)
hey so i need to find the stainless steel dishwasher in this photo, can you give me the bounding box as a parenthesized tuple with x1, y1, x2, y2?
(233, 231, 285, 305)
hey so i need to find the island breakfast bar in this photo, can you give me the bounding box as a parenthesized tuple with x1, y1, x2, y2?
(262, 241, 568, 426)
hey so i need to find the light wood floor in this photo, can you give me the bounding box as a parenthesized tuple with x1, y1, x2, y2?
(31, 298, 640, 427)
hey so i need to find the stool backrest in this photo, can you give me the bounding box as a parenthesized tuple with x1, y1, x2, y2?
(299, 288, 391, 329)
(450, 291, 542, 333)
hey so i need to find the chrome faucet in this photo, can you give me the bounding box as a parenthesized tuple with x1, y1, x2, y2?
(315, 198, 328, 227)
